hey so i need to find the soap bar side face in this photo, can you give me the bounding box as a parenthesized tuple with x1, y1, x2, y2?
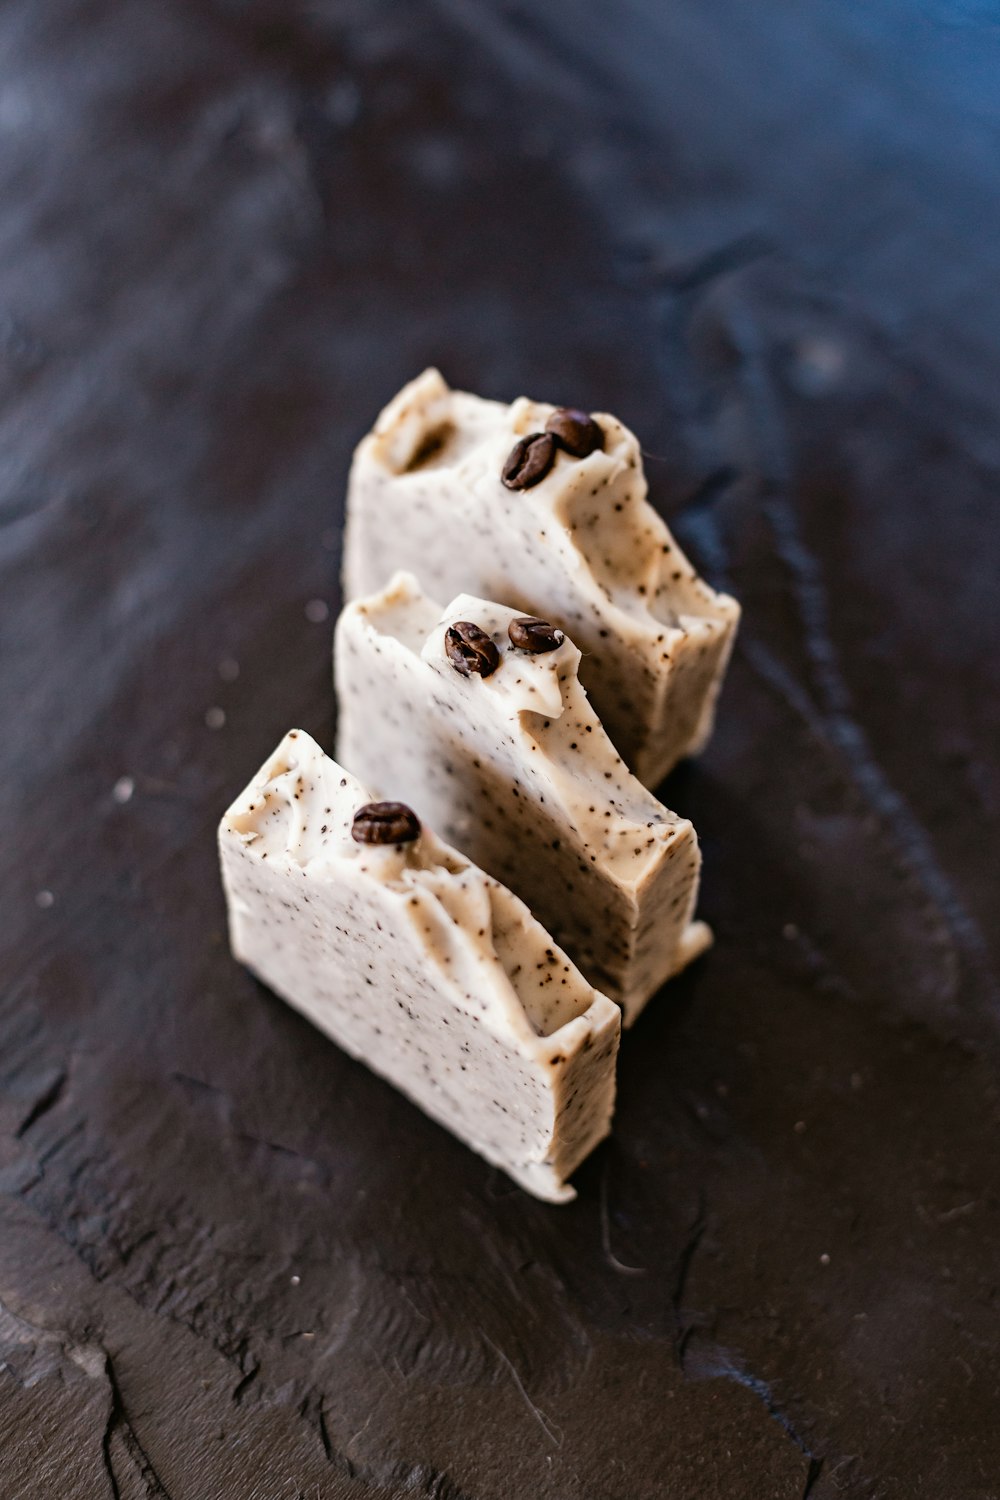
(545, 1007, 620, 1182)
(341, 369, 740, 783)
(223, 838, 552, 1182)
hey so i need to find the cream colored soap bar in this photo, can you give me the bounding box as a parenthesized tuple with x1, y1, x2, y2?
(335, 574, 711, 1025)
(341, 368, 740, 785)
(219, 729, 620, 1202)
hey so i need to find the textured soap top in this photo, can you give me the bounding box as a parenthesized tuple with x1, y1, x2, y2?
(342, 368, 740, 783)
(336, 576, 711, 1023)
(219, 730, 621, 1200)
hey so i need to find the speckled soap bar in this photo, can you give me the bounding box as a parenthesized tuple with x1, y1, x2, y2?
(342, 368, 740, 785)
(335, 573, 712, 1025)
(219, 729, 620, 1202)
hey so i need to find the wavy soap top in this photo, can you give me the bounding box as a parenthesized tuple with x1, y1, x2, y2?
(219, 729, 613, 1049)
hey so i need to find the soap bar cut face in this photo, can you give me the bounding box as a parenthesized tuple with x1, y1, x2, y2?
(335, 575, 712, 1026)
(342, 368, 740, 786)
(219, 730, 620, 1202)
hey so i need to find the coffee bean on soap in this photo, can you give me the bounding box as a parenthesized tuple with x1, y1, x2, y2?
(351, 801, 421, 845)
(545, 407, 603, 458)
(508, 616, 565, 653)
(501, 432, 555, 489)
(445, 621, 501, 677)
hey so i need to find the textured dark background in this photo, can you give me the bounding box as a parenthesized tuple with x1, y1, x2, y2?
(2, 2, 999, 1497)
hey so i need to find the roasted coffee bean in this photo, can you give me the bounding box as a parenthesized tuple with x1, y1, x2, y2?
(545, 407, 604, 458)
(351, 801, 421, 845)
(508, 616, 565, 653)
(501, 431, 556, 489)
(445, 621, 501, 677)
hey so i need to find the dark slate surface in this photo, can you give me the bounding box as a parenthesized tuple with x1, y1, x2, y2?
(2, 3, 998, 1497)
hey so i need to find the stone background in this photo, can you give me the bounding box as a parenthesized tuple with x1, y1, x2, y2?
(1, 3, 998, 1496)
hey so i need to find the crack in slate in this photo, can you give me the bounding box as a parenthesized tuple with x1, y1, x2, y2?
(36, 1117, 85, 1167)
(671, 1193, 706, 1360)
(722, 297, 999, 1012)
(764, 487, 998, 1001)
(170, 1070, 228, 1098)
(99, 1347, 174, 1500)
(100, 1395, 120, 1500)
(668, 1202, 826, 1485)
(15, 1068, 67, 1138)
(670, 466, 738, 590)
(656, 234, 772, 295)
(802, 1454, 825, 1498)
(316, 1399, 336, 1465)
(230, 1361, 259, 1405)
(431, 0, 610, 114)
(700, 1356, 825, 1485)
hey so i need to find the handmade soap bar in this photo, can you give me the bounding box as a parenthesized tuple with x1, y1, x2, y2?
(335, 575, 712, 1025)
(341, 368, 740, 785)
(219, 730, 620, 1202)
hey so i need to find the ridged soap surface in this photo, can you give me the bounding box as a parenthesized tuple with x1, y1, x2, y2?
(342, 368, 740, 785)
(219, 729, 620, 1201)
(335, 574, 711, 1024)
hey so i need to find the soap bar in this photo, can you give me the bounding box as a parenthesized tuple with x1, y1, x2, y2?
(341, 368, 740, 785)
(218, 729, 620, 1202)
(335, 574, 712, 1025)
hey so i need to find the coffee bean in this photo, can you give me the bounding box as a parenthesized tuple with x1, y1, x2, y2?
(351, 801, 421, 845)
(445, 621, 501, 677)
(508, 616, 565, 653)
(501, 431, 556, 489)
(545, 407, 603, 458)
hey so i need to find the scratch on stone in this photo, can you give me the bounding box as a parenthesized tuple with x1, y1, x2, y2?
(362, 1333, 402, 1392)
(482, 1334, 562, 1449)
(345, 1406, 376, 1454)
(394, 1277, 431, 1326)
